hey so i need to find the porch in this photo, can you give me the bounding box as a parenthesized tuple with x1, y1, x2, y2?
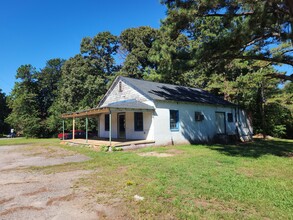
(60, 100, 155, 147)
(61, 138, 155, 148)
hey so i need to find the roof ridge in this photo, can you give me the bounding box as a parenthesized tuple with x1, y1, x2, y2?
(120, 76, 204, 91)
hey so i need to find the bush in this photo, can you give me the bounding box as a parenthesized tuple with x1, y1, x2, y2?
(112, 146, 123, 152)
(273, 125, 287, 138)
(100, 145, 109, 152)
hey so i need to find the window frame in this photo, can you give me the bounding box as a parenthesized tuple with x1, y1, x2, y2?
(134, 112, 144, 131)
(227, 113, 233, 122)
(170, 110, 179, 131)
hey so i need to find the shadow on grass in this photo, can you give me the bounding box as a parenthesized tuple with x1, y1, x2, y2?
(206, 139, 293, 158)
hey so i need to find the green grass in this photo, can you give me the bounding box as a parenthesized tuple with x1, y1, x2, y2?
(1, 138, 293, 219)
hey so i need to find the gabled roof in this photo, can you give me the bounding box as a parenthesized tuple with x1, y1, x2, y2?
(119, 76, 234, 106)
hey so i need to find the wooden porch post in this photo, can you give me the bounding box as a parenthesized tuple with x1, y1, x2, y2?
(72, 117, 75, 140)
(86, 117, 88, 143)
(62, 120, 65, 140)
(109, 110, 112, 150)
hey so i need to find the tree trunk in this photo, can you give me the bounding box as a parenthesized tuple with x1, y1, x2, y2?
(260, 82, 266, 139)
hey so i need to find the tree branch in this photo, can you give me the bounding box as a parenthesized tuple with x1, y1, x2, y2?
(242, 32, 281, 49)
(266, 72, 293, 81)
(200, 12, 254, 17)
(223, 54, 293, 66)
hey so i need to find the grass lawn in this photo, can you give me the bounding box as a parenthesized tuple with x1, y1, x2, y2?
(1, 138, 292, 219)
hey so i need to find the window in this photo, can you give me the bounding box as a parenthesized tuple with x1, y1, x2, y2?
(105, 114, 109, 131)
(227, 113, 233, 122)
(134, 112, 143, 131)
(170, 110, 179, 131)
(195, 112, 204, 121)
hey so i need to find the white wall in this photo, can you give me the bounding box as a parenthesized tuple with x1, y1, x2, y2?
(153, 101, 237, 145)
(237, 109, 253, 141)
(99, 113, 118, 139)
(99, 111, 154, 140)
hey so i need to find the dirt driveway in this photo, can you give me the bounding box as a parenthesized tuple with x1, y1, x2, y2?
(0, 144, 119, 220)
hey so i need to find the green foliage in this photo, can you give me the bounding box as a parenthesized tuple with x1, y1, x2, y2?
(6, 61, 64, 137)
(80, 31, 120, 74)
(100, 145, 109, 152)
(119, 26, 159, 78)
(0, 89, 10, 134)
(161, 0, 293, 81)
(112, 146, 123, 151)
(6, 65, 41, 137)
(273, 125, 287, 138)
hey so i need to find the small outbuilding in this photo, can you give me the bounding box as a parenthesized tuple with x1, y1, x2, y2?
(62, 76, 252, 146)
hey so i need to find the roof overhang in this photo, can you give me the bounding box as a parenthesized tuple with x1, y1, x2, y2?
(61, 100, 155, 119)
(61, 107, 110, 119)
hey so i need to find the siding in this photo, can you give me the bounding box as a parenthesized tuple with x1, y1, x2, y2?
(100, 80, 149, 107)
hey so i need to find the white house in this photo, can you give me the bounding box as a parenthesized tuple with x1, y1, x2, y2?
(62, 76, 253, 146)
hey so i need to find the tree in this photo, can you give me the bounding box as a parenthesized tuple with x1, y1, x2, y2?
(0, 89, 10, 135)
(36, 59, 65, 136)
(80, 31, 120, 75)
(119, 26, 159, 78)
(118, 26, 194, 85)
(161, 0, 293, 81)
(49, 32, 120, 132)
(36, 59, 65, 119)
(6, 65, 41, 137)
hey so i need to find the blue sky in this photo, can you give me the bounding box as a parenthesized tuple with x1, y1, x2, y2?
(0, 0, 166, 94)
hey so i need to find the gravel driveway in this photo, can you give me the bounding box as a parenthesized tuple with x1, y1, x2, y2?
(0, 144, 102, 220)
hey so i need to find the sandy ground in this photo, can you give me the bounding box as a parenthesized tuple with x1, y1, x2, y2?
(0, 145, 124, 220)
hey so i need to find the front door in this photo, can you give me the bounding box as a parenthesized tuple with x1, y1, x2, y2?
(215, 112, 226, 134)
(118, 113, 126, 139)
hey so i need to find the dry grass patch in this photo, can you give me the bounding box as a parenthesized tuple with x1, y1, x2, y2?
(138, 151, 174, 157)
(21, 145, 76, 158)
(22, 187, 48, 196)
(0, 197, 14, 205)
(46, 194, 75, 206)
(0, 206, 44, 216)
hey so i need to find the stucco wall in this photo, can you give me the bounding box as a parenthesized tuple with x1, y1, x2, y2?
(153, 101, 238, 145)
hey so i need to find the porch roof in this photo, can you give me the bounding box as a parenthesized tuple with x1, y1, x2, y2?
(61, 100, 154, 119)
